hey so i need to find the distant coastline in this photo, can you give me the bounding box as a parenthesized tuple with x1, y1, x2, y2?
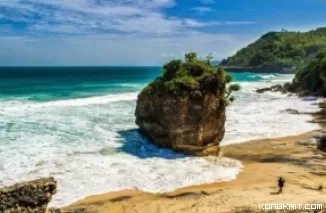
(220, 28, 326, 74)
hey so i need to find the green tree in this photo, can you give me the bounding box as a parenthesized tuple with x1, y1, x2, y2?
(316, 49, 326, 59)
(226, 84, 241, 102)
(185, 52, 197, 63)
(294, 49, 326, 96)
(206, 53, 213, 65)
(163, 59, 182, 80)
(144, 52, 241, 106)
(220, 27, 326, 71)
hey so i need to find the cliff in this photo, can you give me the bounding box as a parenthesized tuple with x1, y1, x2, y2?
(0, 178, 57, 213)
(220, 27, 326, 73)
(286, 49, 326, 97)
(135, 53, 239, 156)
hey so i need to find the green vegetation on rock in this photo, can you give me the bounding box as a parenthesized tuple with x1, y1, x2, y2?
(143, 52, 240, 105)
(221, 27, 326, 69)
(292, 48, 326, 96)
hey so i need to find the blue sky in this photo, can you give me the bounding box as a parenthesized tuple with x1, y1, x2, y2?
(0, 0, 325, 66)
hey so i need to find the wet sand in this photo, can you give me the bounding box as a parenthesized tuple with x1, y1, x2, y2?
(61, 107, 326, 213)
(61, 130, 326, 213)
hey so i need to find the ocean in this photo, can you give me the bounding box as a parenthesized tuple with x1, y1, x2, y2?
(0, 67, 320, 206)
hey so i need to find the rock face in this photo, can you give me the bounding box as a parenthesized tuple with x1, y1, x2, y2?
(135, 53, 241, 156)
(134, 55, 233, 156)
(135, 92, 225, 156)
(0, 178, 57, 213)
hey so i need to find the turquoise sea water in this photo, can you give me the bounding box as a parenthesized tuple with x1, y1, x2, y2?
(0, 67, 320, 206)
(0, 66, 159, 101)
(0, 66, 281, 100)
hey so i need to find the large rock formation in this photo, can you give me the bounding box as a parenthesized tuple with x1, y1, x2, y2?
(135, 53, 239, 156)
(136, 91, 226, 156)
(0, 178, 57, 213)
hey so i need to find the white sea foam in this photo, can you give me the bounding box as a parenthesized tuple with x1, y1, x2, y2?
(0, 92, 138, 112)
(222, 74, 320, 144)
(41, 92, 138, 107)
(249, 74, 277, 80)
(0, 73, 321, 207)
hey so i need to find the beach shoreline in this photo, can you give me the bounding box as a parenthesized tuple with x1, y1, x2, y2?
(61, 126, 326, 213)
(2, 69, 321, 210)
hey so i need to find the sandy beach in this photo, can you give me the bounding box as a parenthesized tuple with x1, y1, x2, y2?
(61, 117, 326, 212)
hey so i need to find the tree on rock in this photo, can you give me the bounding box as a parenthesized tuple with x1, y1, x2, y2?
(185, 52, 197, 63)
(135, 52, 241, 156)
(227, 84, 241, 98)
(206, 53, 213, 65)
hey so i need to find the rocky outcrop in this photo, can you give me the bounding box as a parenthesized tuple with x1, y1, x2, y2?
(279, 49, 326, 98)
(282, 82, 292, 93)
(255, 84, 283, 93)
(282, 81, 317, 97)
(255, 82, 318, 97)
(135, 54, 235, 156)
(135, 91, 225, 156)
(0, 178, 57, 213)
(283, 109, 299, 114)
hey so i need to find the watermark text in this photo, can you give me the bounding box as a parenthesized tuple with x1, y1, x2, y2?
(259, 204, 323, 210)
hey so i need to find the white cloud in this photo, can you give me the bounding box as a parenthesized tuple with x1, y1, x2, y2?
(0, 0, 259, 65)
(192, 7, 214, 13)
(197, 0, 215, 4)
(224, 21, 257, 25)
(0, 0, 257, 35)
(0, 32, 255, 66)
(183, 19, 220, 27)
(0, 0, 220, 35)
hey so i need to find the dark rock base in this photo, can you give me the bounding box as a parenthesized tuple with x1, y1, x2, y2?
(0, 178, 57, 213)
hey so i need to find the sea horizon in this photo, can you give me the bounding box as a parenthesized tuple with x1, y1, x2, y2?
(0, 65, 163, 68)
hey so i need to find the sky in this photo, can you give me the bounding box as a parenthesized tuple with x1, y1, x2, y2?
(0, 0, 325, 66)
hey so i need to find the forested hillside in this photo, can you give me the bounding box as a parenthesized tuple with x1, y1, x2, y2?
(290, 49, 326, 96)
(221, 28, 326, 70)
